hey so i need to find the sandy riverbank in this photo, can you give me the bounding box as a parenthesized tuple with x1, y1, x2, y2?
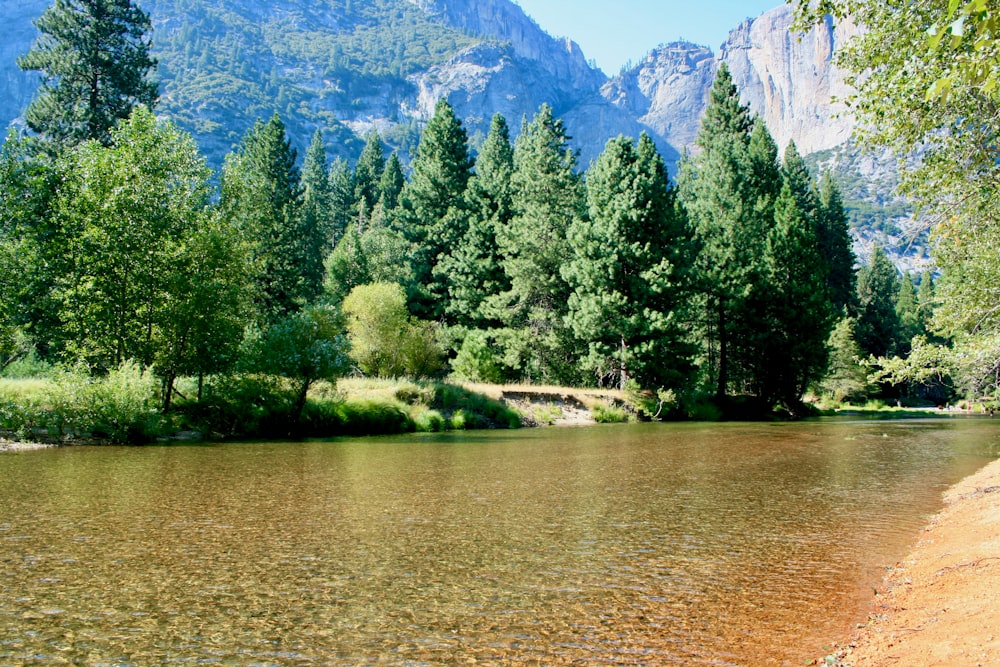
(826, 457, 1000, 666)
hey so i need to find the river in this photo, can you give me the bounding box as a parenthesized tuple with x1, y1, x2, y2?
(1, 418, 998, 665)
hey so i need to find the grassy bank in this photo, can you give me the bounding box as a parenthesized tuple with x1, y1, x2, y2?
(0, 370, 544, 445)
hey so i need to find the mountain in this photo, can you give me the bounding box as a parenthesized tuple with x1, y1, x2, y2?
(2, 0, 846, 169)
(0, 0, 924, 266)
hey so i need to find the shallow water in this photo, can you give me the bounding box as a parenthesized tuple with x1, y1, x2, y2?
(1, 418, 998, 665)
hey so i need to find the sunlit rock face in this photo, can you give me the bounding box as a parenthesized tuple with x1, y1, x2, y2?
(604, 4, 857, 160)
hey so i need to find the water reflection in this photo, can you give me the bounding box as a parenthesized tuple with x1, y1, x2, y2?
(1, 419, 998, 665)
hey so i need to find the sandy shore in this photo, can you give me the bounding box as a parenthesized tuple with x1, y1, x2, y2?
(0, 438, 53, 452)
(827, 457, 1000, 666)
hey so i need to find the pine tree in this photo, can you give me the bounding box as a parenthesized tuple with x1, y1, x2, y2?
(378, 152, 405, 213)
(895, 272, 922, 355)
(436, 113, 514, 330)
(757, 180, 834, 411)
(817, 172, 857, 315)
(328, 157, 354, 242)
(564, 133, 696, 391)
(678, 64, 767, 399)
(353, 129, 386, 221)
(18, 0, 158, 149)
(489, 104, 584, 384)
(398, 99, 473, 318)
(855, 246, 902, 359)
(219, 113, 304, 322)
(299, 130, 333, 302)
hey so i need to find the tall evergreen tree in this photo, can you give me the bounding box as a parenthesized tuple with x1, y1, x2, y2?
(757, 180, 834, 411)
(855, 246, 902, 359)
(328, 157, 354, 242)
(564, 133, 696, 391)
(378, 152, 405, 213)
(18, 0, 158, 149)
(299, 130, 333, 302)
(678, 64, 767, 399)
(436, 113, 514, 330)
(398, 99, 473, 318)
(816, 172, 857, 315)
(219, 113, 304, 322)
(895, 272, 922, 355)
(353, 129, 386, 221)
(489, 104, 584, 383)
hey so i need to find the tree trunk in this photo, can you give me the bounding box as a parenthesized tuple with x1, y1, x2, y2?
(717, 296, 728, 401)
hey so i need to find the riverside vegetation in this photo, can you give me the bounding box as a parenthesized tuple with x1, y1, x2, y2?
(1, 0, 996, 445)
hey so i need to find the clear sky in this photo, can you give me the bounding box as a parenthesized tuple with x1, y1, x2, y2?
(512, 0, 785, 75)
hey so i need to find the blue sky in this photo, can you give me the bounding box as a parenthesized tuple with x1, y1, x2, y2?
(512, 0, 785, 75)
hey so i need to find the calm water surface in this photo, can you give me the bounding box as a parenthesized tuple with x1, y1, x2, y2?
(2, 419, 999, 666)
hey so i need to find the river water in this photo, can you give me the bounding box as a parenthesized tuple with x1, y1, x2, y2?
(1, 418, 998, 665)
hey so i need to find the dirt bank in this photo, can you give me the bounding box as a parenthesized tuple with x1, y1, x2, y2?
(826, 457, 1000, 666)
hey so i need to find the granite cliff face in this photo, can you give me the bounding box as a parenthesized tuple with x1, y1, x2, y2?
(1, 0, 852, 169)
(604, 4, 857, 161)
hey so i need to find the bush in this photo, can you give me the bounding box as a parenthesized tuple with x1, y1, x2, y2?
(592, 403, 629, 423)
(414, 409, 446, 432)
(451, 330, 503, 383)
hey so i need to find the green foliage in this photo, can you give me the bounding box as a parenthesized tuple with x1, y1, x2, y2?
(0, 362, 161, 444)
(398, 99, 473, 319)
(219, 113, 306, 322)
(341, 282, 443, 378)
(18, 0, 158, 149)
(436, 114, 514, 330)
(322, 218, 411, 304)
(855, 246, 902, 359)
(565, 133, 696, 392)
(488, 104, 584, 385)
(450, 329, 503, 384)
(592, 403, 629, 423)
(252, 304, 351, 422)
(48, 106, 216, 372)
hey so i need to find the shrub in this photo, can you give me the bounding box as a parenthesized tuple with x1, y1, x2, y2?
(592, 403, 629, 423)
(451, 330, 503, 384)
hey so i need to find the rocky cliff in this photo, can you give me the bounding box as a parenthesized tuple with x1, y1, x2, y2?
(1, 0, 853, 169)
(604, 4, 857, 160)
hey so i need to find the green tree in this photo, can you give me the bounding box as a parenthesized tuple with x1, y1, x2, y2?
(322, 217, 411, 305)
(678, 64, 769, 399)
(378, 151, 405, 212)
(353, 129, 386, 221)
(855, 246, 902, 360)
(895, 272, 923, 355)
(564, 133, 696, 391)
(816, 172, 857, 315)
(756, 180, 835, 411)
(48, 106, 213, 372)
(254, 304, 350, 423)
(436, 113, 514, 330)
(219, 113, 305, 322)
(794, 0, 1000, 397)
(299, 130, 334, 302)
(154, 220, 252, 411)
(397, 99, 473, 318)
(341, 282, 442, 378)
(327, 157, 354, 243)
(489, 104, 584, 384)
(818, 316, 870, 403)
(18, 0, 158, 149)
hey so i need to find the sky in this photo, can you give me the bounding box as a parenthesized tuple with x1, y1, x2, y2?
(512, 0, 784, 75)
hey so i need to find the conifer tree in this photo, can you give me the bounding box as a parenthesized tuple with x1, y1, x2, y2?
(436, 113, 514, 330)
(855, 246, 902, 359)
(678, 64, 764, 399)
(564, 133, 696, 391)
(378, 152, 405, 213)
(353, 129, 386, 220)
(895, 272, 922, 355)
(490, 104, 584, 383)
(299, 130, 333, 302)
(757, 180, 834, 411)
(817, 172, 857, 315)
(398, 99, 473, 318)
(328, 157, 354, 242)
(219, 113, 305, 322)
(18, 0, 158, 149)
